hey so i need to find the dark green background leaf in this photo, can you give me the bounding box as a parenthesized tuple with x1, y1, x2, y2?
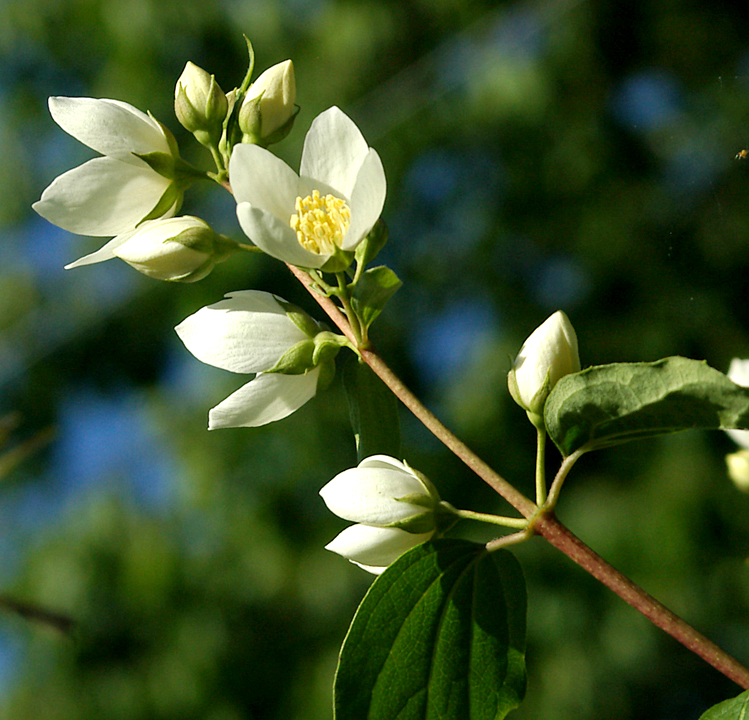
(342, 354, 401, 462)
(334, 540, 527, 720)
(699, 689, 749, 719)
(351, 265, 402, 332)
(544, 356, 749, 456)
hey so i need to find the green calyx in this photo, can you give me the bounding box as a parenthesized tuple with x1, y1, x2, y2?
(320, 246, 355, 274)
(267, 339, 317, 375)
(275, 299, 323, 338)
(168, 226, 239, 261)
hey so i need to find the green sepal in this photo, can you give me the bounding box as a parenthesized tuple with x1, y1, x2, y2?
(254, 104, 299, 147)
(240, 98, 300, 147)
(237, 91, 264, 143)
(320, 247, 355, 274)
(274, 299, 323, 338)
(395, 492, 440, 511)
(354, 218, 389, 270)
(132, 150, 177, 179)
(334, 540, 527, 720)
(167, 226, 234, 256)
(312, 331, 350, 366)
(385, 509, 437, 534)
(266, 339, 316, 375)
(545, 356, 749, 457)
(698, 689, 749, 719)
(316, 357, 337, 391)
(435, 501, 462, 534)
(342, 353, 401, 462)
(350, 265, 402, 332)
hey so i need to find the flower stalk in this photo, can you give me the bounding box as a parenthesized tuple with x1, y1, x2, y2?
(536, 427, 547, 506)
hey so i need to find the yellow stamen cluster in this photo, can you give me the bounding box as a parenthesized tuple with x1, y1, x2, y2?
(289, 189, 351, 255)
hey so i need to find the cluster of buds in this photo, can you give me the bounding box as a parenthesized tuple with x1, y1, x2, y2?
(175, 56, 297, 151)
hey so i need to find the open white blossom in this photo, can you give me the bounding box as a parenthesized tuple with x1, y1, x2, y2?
(229, 106, 386, 269)
(175, 290, 321, 428)
(320, 455, 439, 574)
(726, 358, 749, 450)
(33, 97, 181, 238)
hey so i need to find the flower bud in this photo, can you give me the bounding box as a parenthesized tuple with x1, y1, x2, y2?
(727, 450, 749, 492)
(508, 310, 580, 425)
(239, 60, 296, 144)
(112, 216, 238, 282)
(175, 61, 228, 144)
(320, 455, 441, 574)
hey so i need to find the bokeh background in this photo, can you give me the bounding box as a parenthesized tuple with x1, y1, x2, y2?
(1, 0, 749, 717)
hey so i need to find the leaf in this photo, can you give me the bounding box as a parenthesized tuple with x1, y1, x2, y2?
(351, 265, 402, 332)
(354, 218, 389, 269)
(545, 356, 749, 456)
(699, 689, 749, 719)
(342, 354, 401, 462)
(334, 540, 527, 720)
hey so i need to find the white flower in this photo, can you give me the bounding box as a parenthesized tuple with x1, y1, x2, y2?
(726, 358, 749, 449)
(228, 106, 386, 269)
(320, 455, 440, 574)
(508, 310, 580, 420)
(33, 97, 181, 237)
(175, 290, 322, 428)
(239, 60, 296, 141)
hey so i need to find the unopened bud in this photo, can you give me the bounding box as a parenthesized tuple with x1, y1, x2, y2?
(239, 60, 296, 144)
(175, 62, 228, 145)
(508, 310, 580, 425)
(113, 216, 238, 282)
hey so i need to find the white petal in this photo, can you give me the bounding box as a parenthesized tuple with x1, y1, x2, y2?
(49, 97, 170, 160)
(33, 157, 172, 236)
(727, 428, 749, 450)
(236, 203, 327, 268)
(320, 465, 428, 525)
(208, 369, 319, 428)
(324, 524, 432, 569)
(728, 359, 749, 388)
(342, 149, 387, 251)
(300, 107, 369, 197)
(358, 455, 410, 472)
(229, 144, 301, 220)
(64, 229, 139, 269)
(175, 291, 306, 374)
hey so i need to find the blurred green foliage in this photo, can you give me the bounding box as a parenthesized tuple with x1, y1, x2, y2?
(2, 0, 749, 717)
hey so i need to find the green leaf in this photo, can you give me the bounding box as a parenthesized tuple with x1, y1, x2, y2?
(545, 356, 749, 456)
(351, 265, 402, 332)
(354, 218, 389, 269)
(699, 689, 749, 719)
(334, 540, 527, 720)
(342, 354, 401, 462)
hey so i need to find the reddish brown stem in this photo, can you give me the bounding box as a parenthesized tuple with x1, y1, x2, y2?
(533, 513, 749, 687)
(288, 261, 749, 688)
